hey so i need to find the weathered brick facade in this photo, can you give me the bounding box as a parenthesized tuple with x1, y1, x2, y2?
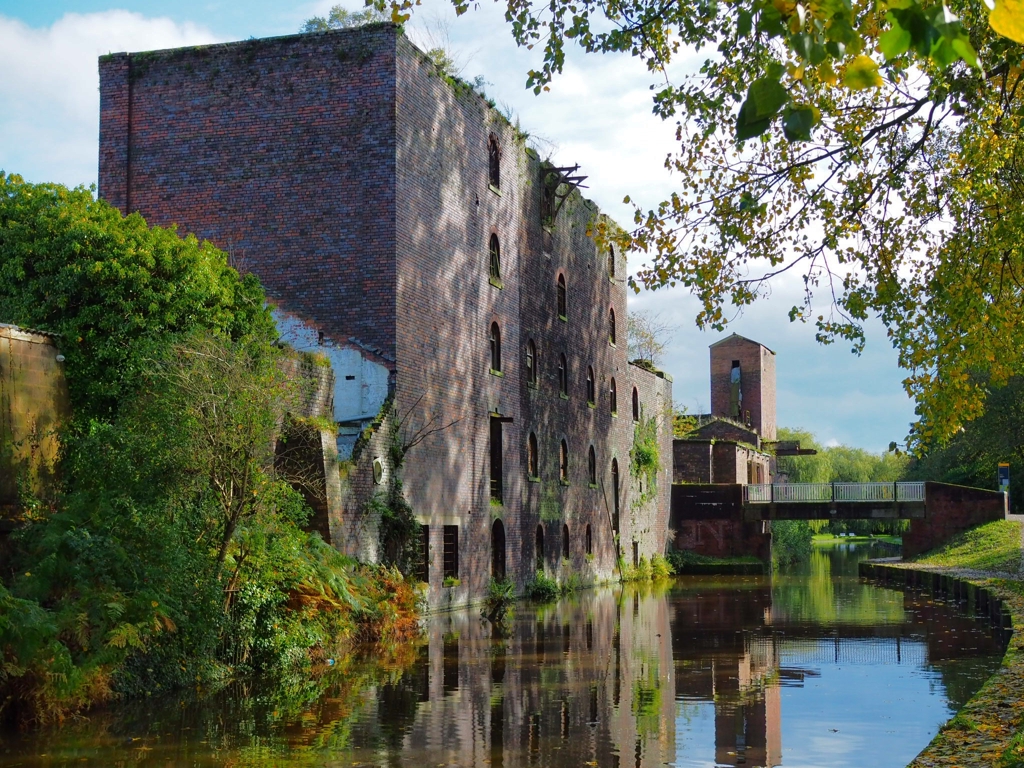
(97, 25, 672, 608)
(709, 334, 776, 440)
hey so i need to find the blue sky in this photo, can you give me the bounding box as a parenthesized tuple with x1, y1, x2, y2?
(0, 0, 918, 451)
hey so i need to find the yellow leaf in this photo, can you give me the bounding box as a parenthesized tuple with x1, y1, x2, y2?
(990, 0, 1024, 43)
(842, 55, 883, 90)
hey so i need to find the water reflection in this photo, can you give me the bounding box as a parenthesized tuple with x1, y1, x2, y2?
(0, 543, 1009, 768)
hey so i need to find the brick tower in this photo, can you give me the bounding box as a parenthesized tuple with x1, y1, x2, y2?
(709, 334, 776, 440)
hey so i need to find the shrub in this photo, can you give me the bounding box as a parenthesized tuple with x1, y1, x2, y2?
(525, 571, 560, 601)
(650, 554, 674, 580)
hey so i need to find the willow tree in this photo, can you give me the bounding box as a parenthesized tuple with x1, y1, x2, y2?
(376, 0, 1022, 451)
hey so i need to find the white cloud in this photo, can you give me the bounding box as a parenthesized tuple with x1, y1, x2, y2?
(0, 11, 219, 188)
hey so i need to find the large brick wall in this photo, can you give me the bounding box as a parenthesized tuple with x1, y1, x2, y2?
(98, 26, 673, 608)
(904, 482, 1008, 558)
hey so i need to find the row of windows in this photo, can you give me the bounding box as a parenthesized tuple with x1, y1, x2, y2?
(525, 433, 626, 490)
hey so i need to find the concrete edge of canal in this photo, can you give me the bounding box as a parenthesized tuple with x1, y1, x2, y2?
(860, 559, 1024, 767)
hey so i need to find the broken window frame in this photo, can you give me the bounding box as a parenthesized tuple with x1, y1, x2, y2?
(490, 321, 502, 373)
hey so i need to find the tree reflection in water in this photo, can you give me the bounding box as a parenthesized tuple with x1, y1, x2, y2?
(0, 543, 1009, 768)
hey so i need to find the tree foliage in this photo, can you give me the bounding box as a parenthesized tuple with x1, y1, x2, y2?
(627, 310, 674, 366)
(374, 0, 1023, 450)
(301, 5, 388, 32)
(0, 173, 272, 420)
(775, 426, 908, 482)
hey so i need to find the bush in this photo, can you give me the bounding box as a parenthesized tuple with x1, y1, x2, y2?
(772, 520, 813, 566)
(650, 554, 674, 580)
(525, 571, 560, 601)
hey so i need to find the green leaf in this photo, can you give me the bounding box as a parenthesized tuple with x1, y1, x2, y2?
(950, 36, 979, 68)
(842, 55, 882, 90)
(737, 10, 753, 37)
(735, 98, 773, 141)
(879, 23, 912, 59)
(746, 77, 790, 121)
(782, 105, 820, 141)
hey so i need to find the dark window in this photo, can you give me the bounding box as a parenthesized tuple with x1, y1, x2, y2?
(559, 439, 569, 483)
(443, 525, 459, 579)
(418, 525, 430, 583)
(536, 524, 545, 571)
(586, 366, 595, 405)
(527, 432, 539, 478)
(558, 354, 568, 396)
(491, 519, 506, 579)
(490, 322, 501, 372)
(632, 387, 640, 421)
(608, 245, 615, 278)
(611, 458, 620, 533)
(586, 524, 593, 555)
(632, 541, 639, 568)
(489, 233, 501, 280)
(490, 416, 503, 502)
(540, 167, 556, 223)
(588, 445, 597, 485)
(488, 135, 500, 189)
(610, 378, 618, 414)
(557, 274, 567, 319)
(609, 308, 616, 345)
(526, 339, 537, 386)
(562, 523, 570, 559)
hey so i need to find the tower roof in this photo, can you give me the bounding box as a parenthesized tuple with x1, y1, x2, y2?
(709, 332, 775, 354)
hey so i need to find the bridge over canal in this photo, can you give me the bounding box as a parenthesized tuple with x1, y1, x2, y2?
(670, 480, 1007, 561)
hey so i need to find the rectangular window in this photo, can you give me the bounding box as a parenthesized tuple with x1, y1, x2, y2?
(418, 525, 430, 584)
(490, 417, 503, 502)
(443, 525, 459, 580)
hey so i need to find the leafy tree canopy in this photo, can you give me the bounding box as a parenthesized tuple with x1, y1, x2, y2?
(775, 426, 908, 482)
(374, 0, 1023, 452)
(0, 173, 273, 419)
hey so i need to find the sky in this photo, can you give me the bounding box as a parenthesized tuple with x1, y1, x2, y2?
(0, 0, 918, 451)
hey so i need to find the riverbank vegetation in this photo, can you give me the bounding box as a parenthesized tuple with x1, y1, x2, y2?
(0, 175, 418, 727)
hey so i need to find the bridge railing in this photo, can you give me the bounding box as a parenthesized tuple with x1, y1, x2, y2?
(744, 481, 926, 504)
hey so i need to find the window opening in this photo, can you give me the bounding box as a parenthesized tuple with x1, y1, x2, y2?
(586, 366, 595, 405)
(491, 519, 506, 579)
(443, 525, 459, 579)
(490, 416, 503, 502)
(489, 233, 501, 281)
(536, 525, 545, 571)
(588, 445, 597, 485)
(527, 432, 539, 478)
(562, 523, 570, 559)
(526, 339, 537, 386)
(586, 524, 593, 555)
(610, 378, 618, 414)
(609, 308, 616, 345)
(558, 354, 568, 397)
(418, 525, 430, 584)
(632, 387, 640, 421)
(488, 135, 501, 189)
(490, 322, 502, 372)
(608, 245, 615, 278)
(559, 439, 569, 483)
(632, 541, 639, 568)
(611, 458, 620, 533)
(557, 274, 567, 319)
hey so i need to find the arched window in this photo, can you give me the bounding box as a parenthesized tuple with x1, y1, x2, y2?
(611, 458, 620, 532)
(632, 387, 640, 421)
(492, 519, 506, 579)
(557, 274, 567, 319)
(586, 366, 595, 405)
(588, 445, 597, 485)
(558, 354, 568, 396)
(586, 524, 593, 555)
(610, 377, 618, 414)
(488, 135, 500, 189)
(559, 439, 569, 483)
(527, 432, 539, 478)
(536, 525, 545, 571)
(562, 523, 570, 559)
(490, 322, 502, 372)
(608, 245, 615, 279)
(609, 308, 616, 345)
(489, 233, 501, 280)
(525, 339, 537, 386)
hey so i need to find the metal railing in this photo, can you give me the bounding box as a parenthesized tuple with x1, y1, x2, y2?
(743, 482, 926, 504)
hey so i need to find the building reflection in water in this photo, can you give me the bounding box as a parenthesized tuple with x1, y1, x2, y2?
(359, 556, 1007, 768)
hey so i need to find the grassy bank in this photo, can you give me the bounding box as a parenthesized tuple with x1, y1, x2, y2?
(864, 520, 1024, 767)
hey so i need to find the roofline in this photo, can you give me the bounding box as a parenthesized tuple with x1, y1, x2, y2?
(709, 332, 775, 354)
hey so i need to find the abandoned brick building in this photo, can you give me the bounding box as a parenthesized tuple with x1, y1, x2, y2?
(97, 24, 673, 608)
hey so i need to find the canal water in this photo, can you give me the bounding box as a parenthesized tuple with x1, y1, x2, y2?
(0, 541, 1009, 767)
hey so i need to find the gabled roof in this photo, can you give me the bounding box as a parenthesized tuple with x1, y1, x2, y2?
(709, 332, 775, 354)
